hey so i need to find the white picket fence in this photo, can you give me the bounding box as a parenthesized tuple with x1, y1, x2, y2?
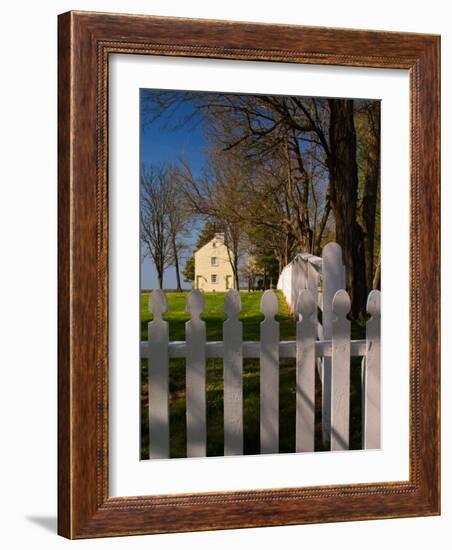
(141, 276, 381, 459)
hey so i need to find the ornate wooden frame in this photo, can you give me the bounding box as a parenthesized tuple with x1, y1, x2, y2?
(58, 11, 440, 538)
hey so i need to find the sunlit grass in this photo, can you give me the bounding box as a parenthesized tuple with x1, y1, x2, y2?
(140, 290, 294, 341)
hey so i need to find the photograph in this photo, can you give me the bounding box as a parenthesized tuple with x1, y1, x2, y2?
(51, 5, 440, 540)
(139, 88, 382, 460)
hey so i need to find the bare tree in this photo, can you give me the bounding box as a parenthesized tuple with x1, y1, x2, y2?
(140, 164, 189, 289)
(166, 164, 191, 291)
(198, 95, 332, 260)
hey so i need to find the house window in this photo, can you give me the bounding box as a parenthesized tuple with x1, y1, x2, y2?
(211, 274, 217, 284)
(211, 256, 218, 266)
(212, 241, 217, 248)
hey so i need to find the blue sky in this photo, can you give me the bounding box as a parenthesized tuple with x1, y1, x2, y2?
(140, 89, 205, 290)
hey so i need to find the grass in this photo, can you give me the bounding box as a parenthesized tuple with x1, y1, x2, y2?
(140, 290, 365, 459)
(140, 290, 295, 341)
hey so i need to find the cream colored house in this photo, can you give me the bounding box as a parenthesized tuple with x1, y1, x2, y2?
(194, 233, 235, 292)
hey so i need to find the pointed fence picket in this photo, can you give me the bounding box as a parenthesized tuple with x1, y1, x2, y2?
(330, 289, 351, 451)
(185, 290, 206, 458)
(296, 290, 316, 452)
(144, 275, 381, 459)
(223, 290, 243, 456)
(147, 290, 170, 459)
(260, 290, 280, 454)
(363, 290, 381, 449)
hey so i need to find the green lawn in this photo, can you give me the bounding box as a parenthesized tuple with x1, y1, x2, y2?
(140, 290, 295, 342)
(140, 290, 365, 459)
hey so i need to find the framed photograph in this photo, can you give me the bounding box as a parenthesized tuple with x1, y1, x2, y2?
(58, 11, 440, 538)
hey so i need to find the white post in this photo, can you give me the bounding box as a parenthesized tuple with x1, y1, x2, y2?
(321, 242, 346, 446)
(307, 261, 322, 378)
(223, 289, 243, 456)
(260, 290, 280, 454)
(186, 290, 207, 457)
(148, 290, 170, 459)
(307, 261, 319, 315)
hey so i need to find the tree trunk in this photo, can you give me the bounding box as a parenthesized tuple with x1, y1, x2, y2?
(233, 256, 240, 290)
(157, 269, 164, 289)
(171, 233, 182, 291)
(314, 199, 331, 255)
(362, 103, 381, 292)
(328, 99, 367, 320)
(224, 229, 240, 290)
(286, 136, 313, 253)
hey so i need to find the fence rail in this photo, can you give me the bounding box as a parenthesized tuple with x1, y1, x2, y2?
(140, 339, 368, 359)
(143, 281, 381, 459)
